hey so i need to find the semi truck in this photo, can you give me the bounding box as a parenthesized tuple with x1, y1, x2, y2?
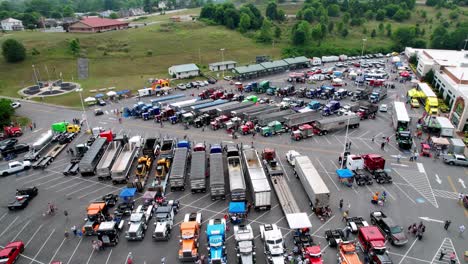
(191, 99, 228, 113)
(256, 109, 296, 126)
(110, 138, 140, 184)
(259, 224, 286, 264)
(142, 137, 160, 158)
(207, 218, 227, 264)
(24, 130, 53, 161)
(190, 151, 207, 193)
(352, 86, 372, 101)
(180, 99, 212, 111)
(160, 139, 176, 160)
(369, 86, 387, 103)
(357, 103, 378, 120)
(217, 101, 255, 116)
(241, 145, 272, 210)
(150, 94, 185, 107)
(62, 143, 91, 176)
(227, 145, 247, 202)
(79, 137, 108, 176)
(313, 115, 360, 135)
(234, 224, 256, 264)
(294, 155, 330, 213)
(230, 104, 263, 117)
(32, 140, 69, 169)
(243, 106, 279, 121)
(178, 214, 201, 261)
(169, 148, 189, 191)
(96, 139, 124, 180)
(358, 226, 392, 264)
(209, 153, 226, 201)
(262, 149, 300, 220)
(283, 111, 322, 129)
(199, 101, 238, 116)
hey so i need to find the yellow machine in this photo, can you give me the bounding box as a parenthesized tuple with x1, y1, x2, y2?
(136, 155, 152, 178)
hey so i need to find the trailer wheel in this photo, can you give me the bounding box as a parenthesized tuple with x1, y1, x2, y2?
(24, 166, 30, 170)
(323, 131, 328, 135)
(112, 181, 117, 185)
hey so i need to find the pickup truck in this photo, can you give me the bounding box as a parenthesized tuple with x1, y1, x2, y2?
(0, 161, 31, 176)
(8, 187, 38, 210)
(370, 211, 408, 246)
(1, 143, 30, 156)
(443, 154, 468, 166)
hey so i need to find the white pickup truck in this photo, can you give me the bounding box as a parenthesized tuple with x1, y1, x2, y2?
(0, 161, 31, 176)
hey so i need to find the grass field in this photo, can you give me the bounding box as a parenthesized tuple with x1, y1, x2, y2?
(0, 3, 465, 107)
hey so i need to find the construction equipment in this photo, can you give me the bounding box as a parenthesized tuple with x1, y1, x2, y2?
(148, 157, 171, 198)
(128, 155, 153, 192)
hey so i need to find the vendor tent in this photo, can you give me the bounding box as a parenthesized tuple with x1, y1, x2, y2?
(392, 56, 401, 63)
(336, 169, 353, 178)
(286, 213, 312, 229)
(431, 137, 450, 146)
(229, 202, 246, 214)
(106, 91, 117, 97)
(95, 93, 105, 98)
(117, 90, 130, 95)
(119, 188, 136, 200)
(84, 97, 96, 103)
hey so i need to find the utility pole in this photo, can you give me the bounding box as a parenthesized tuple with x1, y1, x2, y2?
(220, 48, 225, 78)
(463, 37, 468, 50)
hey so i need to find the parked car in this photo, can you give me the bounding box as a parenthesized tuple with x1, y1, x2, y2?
(0, 241, 24, 263)
(94, 108, 104, 116)
(177, 84, 186, 90)
(379, 104, 388, 112)
(443, 154, 468, 166)
(370, 211, 408, 246)
(223, 76, 233, 81)
(208, 79, 217, 84)
(410, 99, 420, 108)
(11, 102, 21, 108)
(8, 187, 38, 210)
(0, 138, 18, 152)
(97, 99, 106, 106)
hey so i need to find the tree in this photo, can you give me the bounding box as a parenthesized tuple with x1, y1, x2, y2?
(109, 12, 119, 19)
(0, 99, 14, 128)
(223, 8, 240, 29)
(20, 12, 40, 29)
(265, 2, 278, 21)
(200, 3, 216, 20)
(371, 29, 377, 38)
(311, 24, 323, 42)
(362, 27, 367, 34)
(409, 54, 418, 65)
(392, 26, 416, 49)
(328, 20, 334, 33)
(375, 9, 385, 21)
(303, 8, 314, 23)
(144, 0, 152, 13)
(384, 4, 399, 17)
(392, 9, 407, 21)
(327, 4, 340, 17)
(2, 39, 26, 63)
(257, 19, 272, 43)
(276, 9, 285, 22)
(337, 21, 344, 32)
(385, 23, 392, 37)
(342, 12, 350, 24)
(378, 22, 384, 34)
(274, 25, 281, 38)
(62, 5, 75, 17)
(50, 10, 62, 19)
(292, 20, 311, 45)
(69, 38, 80, 56)
(430, 25, 449, 48)
(239, 13, 251, 33)
(365, 10, 374, 20)
(341, 28, 349, 37)
(422, 69, 435, 84)
(449, 10, 459, 19)
(340, 0, 349, 11)
(320, 23, 327, 38)
(26, 0, 52, 17)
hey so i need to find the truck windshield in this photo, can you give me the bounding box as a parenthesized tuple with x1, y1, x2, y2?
(390, 226, 402, 234)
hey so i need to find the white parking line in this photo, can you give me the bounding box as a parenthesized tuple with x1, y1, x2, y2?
(66, 183, 97, 196)
(0, 212, 7, 222)
(35, 176, 65, 186)
(312, 215, 336, 235)
(0, 216, 19, 238)
(29, 229, 55, 264)
(381, 186, 396, 201)
(78, 185, 112, 199)
(46, 178, 77, 189)
(358, 131, 370, 139)
(316, 158, 340, 191)
(18, 163, 68, 180)
(393, 183, 417, 204)
(397, 238, 418, 264)
(360, 139, 374, 150)
(323, 136, 332, 145)
(48, 237, 66, 264)
(105, 249, 113, 264)
(86, 248, 95, 264)
(334, 135, 343, 145)
(66, 237, 83, 264)
(55, 181, 85, 192)
(25, 224, 43, 247)
(22, 174, 57, 184)
(11, 220, 31, 241)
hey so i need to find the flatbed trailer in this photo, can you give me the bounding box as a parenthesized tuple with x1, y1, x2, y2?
(243, 106, 279, 121)
(216, 101, 255, 116)
(283, 112, 322, 128)
(96, 140, 123, 180)
(256, 109, 296, 126)
(32, 143, 68, 169)
(110, 141, 138, 184)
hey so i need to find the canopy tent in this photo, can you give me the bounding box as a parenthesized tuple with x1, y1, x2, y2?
(333, 71, 343, 77)
(106, 91, 117, 97)
(229, 202, 246, 214)
(392, 56, 401, 63)
(431, 137, 450, 146)
(84, 97, 96, 103)
(95, 93, 105, 98)
(395, 62, 403, 67)
(142, 191, 157, 200)
(336, 169, 354, 178)
(117, 90, 130, 95)
(286, 213, 312, 229)
(119, 188, 137, 199)
(407, 89, 424, 98)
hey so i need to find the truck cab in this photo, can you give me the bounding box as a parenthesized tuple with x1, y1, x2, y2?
(260, 224, 285, 264)
(97, 221, 120, 247)
(207, 218, 227, 264)
(321, 101, 340, 116)
(358, 226, 393, 264)
(234, 224, 256, 264)
(125, 212, 148, 240)
(179, 220, 201, 261)
(338, 241, 362, 264)
(396, 131, 412, 150)
(153, 206, 175, 241)
(285, 150, 301, 166)
(261, 121, 286, 137)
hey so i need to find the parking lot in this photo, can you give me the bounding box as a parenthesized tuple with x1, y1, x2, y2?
(1, 55, 467, 264)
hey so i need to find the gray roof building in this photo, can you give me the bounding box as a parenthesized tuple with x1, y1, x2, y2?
(260, 60, 288, 72)
(283, 56, 310, 68)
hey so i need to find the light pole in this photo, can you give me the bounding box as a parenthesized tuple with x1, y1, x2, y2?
(340, 114, 351, 169)
(464, 37, 468, 50)
(76, 87, 90, 132)
(220, 48, 225, 78)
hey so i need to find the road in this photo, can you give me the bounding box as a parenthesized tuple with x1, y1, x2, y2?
(1, 56, 466, 264)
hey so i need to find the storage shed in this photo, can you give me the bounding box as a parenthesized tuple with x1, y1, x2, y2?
(233, 64, 266, 80)
(209, 61, 237, 72)
(260, 60, 288, 73)
(283, 56, 311, 70)
(168, 63, 200, 79)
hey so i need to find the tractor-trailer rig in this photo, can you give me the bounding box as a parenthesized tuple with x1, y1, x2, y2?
(191, 99, 228, 112)
(169, 99, 198, 111)
(79, 137, 108, 176)
(190, 151, 206, 193)
(110, 141, 138, 184)
(256, 109, 296, 126)
(199, 101, 238, 116)
(209, 153, 226, 200)
(242, 105, 279, 121)
(180, 99, 212, 111)
(150, 94, 185, 107)
(227, 146, 247, 202)
(169, 148, 189, 191)
(314, 115, 360, 135)
(217, 101, 255, 116)
(32, 142, 68, 169)
(283, 111, 322, 128)
(230, 104, 261, 117)
(241, 146, 272, 210)
(294, 155, 330, 210)
(24, 130, 53, 161)
(96, 140, 123, 180)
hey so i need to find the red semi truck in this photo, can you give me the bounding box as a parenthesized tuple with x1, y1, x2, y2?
(357, 226, 393, 264)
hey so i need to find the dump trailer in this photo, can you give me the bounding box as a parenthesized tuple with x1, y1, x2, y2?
(256, 109, 296, 126)
(313, 115, 360, 135)
(199, 101, 238, 116)
(160, 139, 176, 160)
(241, 146, 272, 210)
(142, 137, 159, 158)
(283, 111, 322, 128)
(210, 153, 226, 200)
(190, 151, 206, 193)
(294, 155, 330, 211)
(63, 143, 90, 176)
(110, 141, 138, 184)
(24, 130, 53, 161)
(79, 137, 108, 176)
(180, 99, 212, 111)
(191, 99, 228, 112)
(96, 140, 123, 180)
(169, 148, 189, 191)
(242, 105, 281, 121)
(230, 104, 263, 117)
(217, 101, 255, 116)
(262, 149, 300, 218)
(241, 105, 277, 120)
(227, 146, 247, 202)
(150, 94, 185, 107)
(32, 142, 68, 169)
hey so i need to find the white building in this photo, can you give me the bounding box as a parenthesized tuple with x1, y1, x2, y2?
(1, 18, 24, 31)
(405, 47, 468, 131)
(208, 61, 237, 72)
(168, 63, 200, 79)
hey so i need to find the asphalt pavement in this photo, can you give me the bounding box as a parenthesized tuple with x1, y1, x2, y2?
(1, 57, 467, 264)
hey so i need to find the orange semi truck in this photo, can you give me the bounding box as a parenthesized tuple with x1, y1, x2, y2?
(178, 221, 201, 262)
(338, 242, 362, 264)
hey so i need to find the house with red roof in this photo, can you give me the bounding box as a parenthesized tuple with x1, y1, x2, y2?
(68, 17, 129, 33)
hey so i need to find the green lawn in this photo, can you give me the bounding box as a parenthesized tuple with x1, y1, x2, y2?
(133, 8, 202, 23)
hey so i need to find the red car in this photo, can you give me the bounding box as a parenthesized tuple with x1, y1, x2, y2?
(0, 241, 24, 264)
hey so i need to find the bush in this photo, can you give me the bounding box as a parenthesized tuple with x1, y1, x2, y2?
(31, 48, 40, 55)
(2, 39, 26, 63)
(146, 49, 153, 56)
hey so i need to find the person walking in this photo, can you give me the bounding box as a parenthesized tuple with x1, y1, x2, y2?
(344, 226, 352, 239)
(339, 199, 343, 210)
(459, 224, 465, 236)
(28, 123, 33, 131)
(449, 252, 456, 264)
(444, 220, 451, 230)
(33, 122, 36, 129)
(371, 136, 375, 142)
(397, 154, 401, 163)
(342, 210, 349, 222)
(71, 225, 77, 236)
(439, 248, 447, 261)
(386, 136, 390, 143)
(381, 142, 385, 150)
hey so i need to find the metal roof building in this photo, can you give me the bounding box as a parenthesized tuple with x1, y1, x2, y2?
(209, 61, 237, 72)
(168, 63, 200, 79)
(283, 56, 310, 69)
(233, 64, 266, 79)
(260, 60, 289, 73)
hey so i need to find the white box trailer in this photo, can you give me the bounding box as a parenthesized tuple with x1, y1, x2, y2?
(311, 57, 322, 66)
(322, 56, 339, 63)
(294, 155, 330, 209)
(435, 117, 454, 137)
(241, 146, 271, 210)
